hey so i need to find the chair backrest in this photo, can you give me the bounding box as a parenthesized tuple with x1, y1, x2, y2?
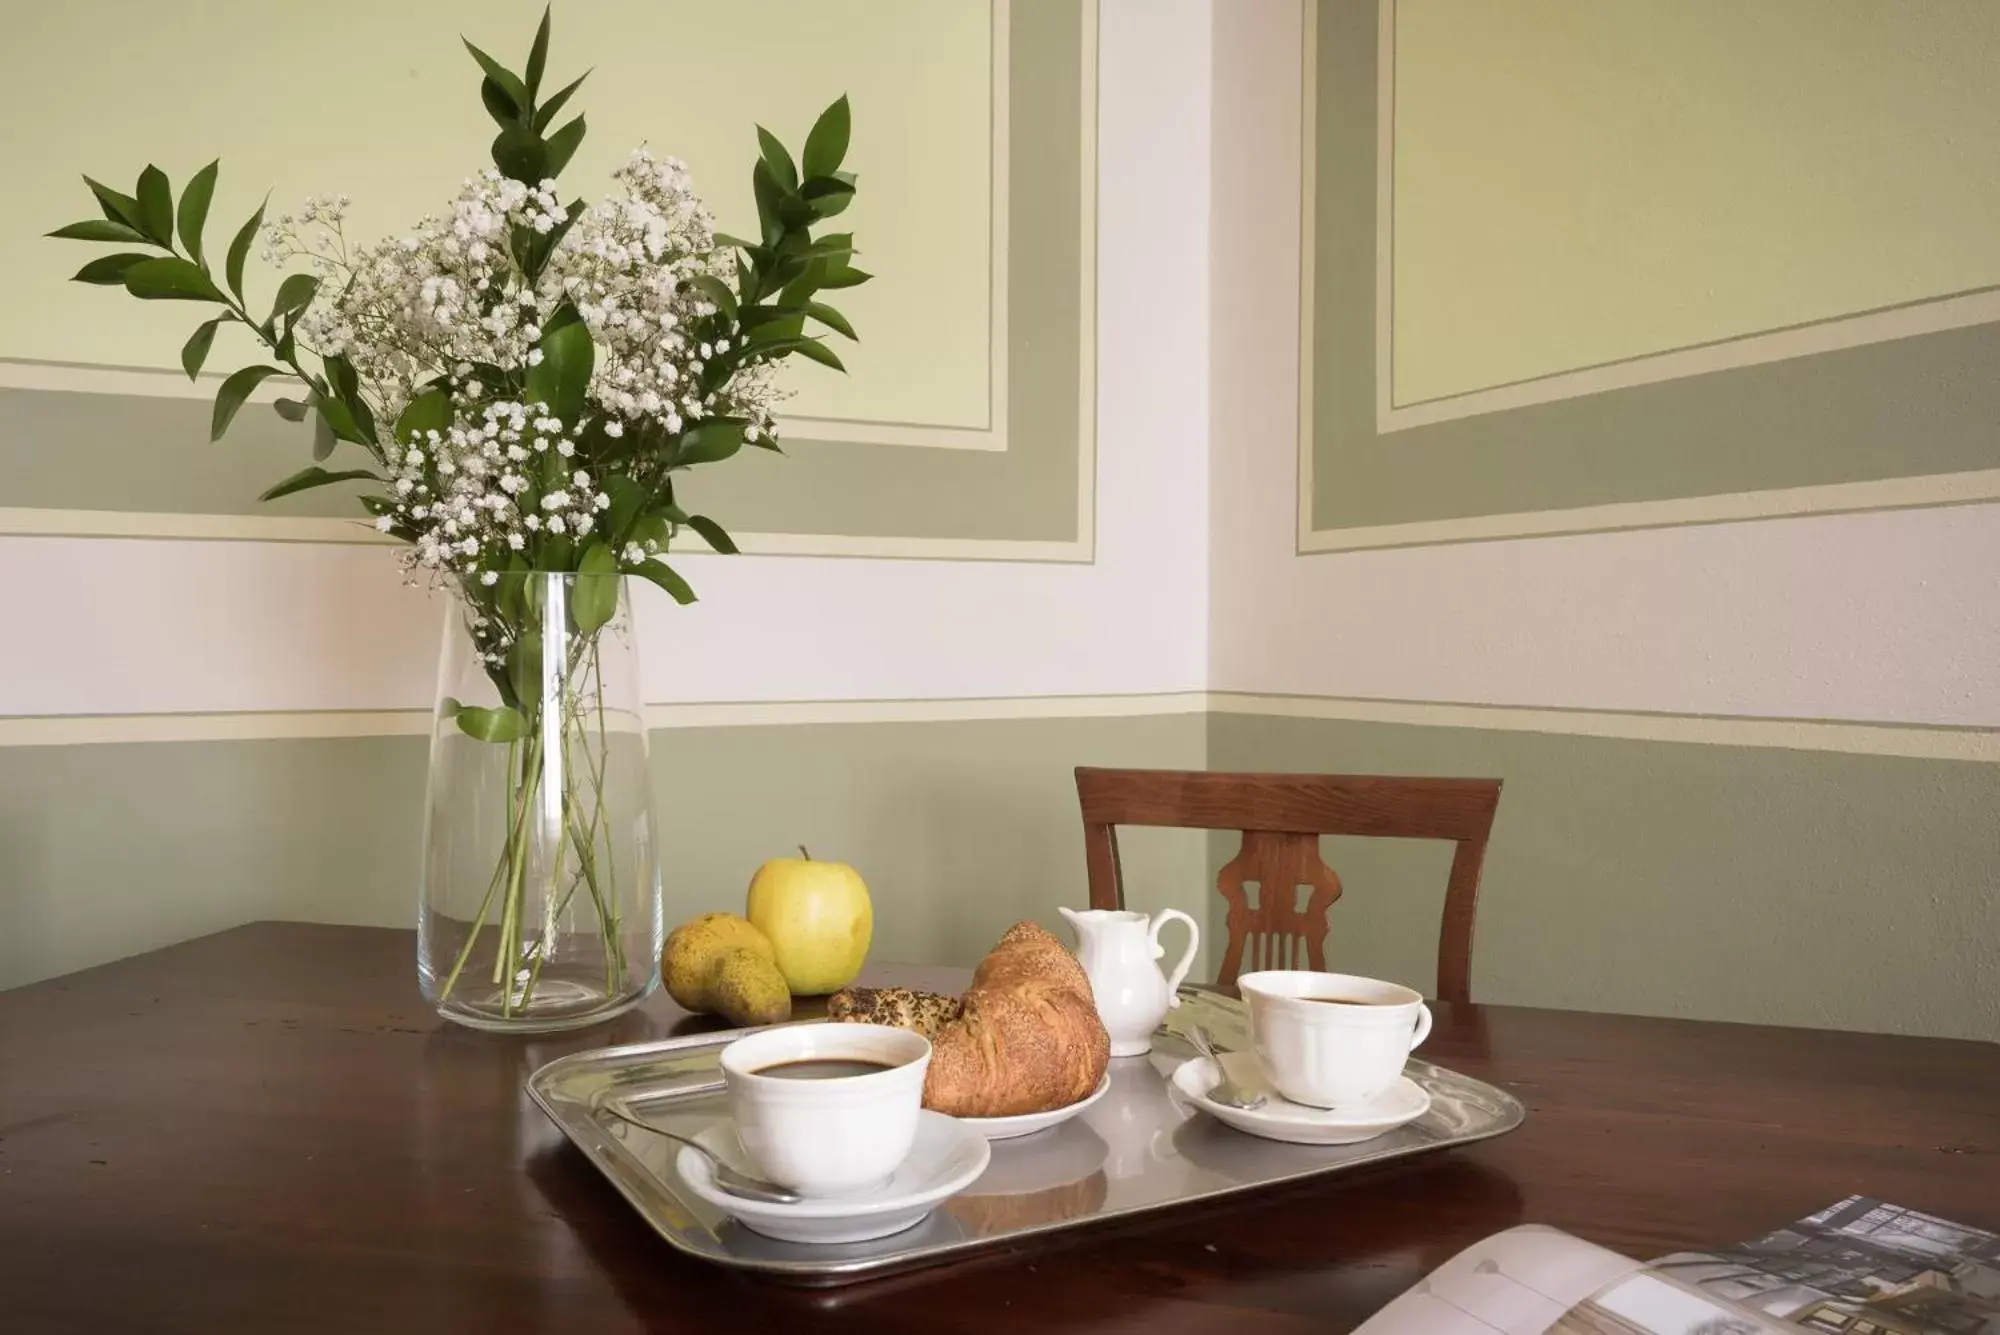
(1074, 767, 1503, 1003)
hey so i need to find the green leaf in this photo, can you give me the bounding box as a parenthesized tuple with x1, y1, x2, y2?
(455, 704, 528, 744)
(802, 95, 851, 179)
(316, 393, 364, 444)
(523, 317, 593, 427)
(480, 77, 518, 128)
(805, 301, 857, 340)
(270, 272, 319, 323)
(801, 177, 855, 219)
(273, 397, 310, 422)
(789, 338, 847, 373)
(627, 558, 696, 606)
(211, 365, 284, 440)
(83, 176, 143, 230)
(181, 316, 224, 380)
(752, 160, 783, 247)
(685, 274, 737, 320)
(818, 265, 873, 290)
(685, 515, 738, 555)
(395, 388, 451, 443)
(572, 541, 619, 634)
(123, 257, 226, 302)
(258, 464, 381, 501)
(71, 252, 150, 285)
(677, 419, 745, 466)
(48, 219, 148, 243)
(506, 633, 544, 710)
(464, 41, 529, 117)
(135, 165, 173, 246)
(313, 409, 337, 460)
(532, 71, 589, 131)
(226, 199, 267, 301)
(525, 5, 551, 96)
(491, 124, 548, 183)
(177, 160, 219, 264)
(755, 126, 798, 194)
(714, 231, 758, 252)
(604, 475, 647, 544)
(543, 115, 585, 177)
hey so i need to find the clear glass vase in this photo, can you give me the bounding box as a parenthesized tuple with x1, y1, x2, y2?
(417, 571, 662, 1032)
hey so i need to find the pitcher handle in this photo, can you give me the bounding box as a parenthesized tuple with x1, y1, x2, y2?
(1149, 909, 1200, 1009)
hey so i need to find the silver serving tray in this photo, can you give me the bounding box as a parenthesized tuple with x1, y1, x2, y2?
(527, 990, 1524, 1285)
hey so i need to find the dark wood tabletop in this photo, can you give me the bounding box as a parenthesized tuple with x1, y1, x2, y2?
(1, 922, 1994, 1334)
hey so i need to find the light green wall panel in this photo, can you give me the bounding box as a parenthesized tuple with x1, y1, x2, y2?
(2, 0, 991, 429)
(1308, 0, 2000, 536)
(1391, 0, 2000, 406)
(1208, 711, 2000, 1043)
(1, 1, 1090, 545)
(0, 713, 1210, 993)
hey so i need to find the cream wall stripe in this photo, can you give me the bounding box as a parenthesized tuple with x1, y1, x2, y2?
(1211, 694, 2000, 763)
(1296, 467, 2000, 553)
(8, 692, 1994, 762)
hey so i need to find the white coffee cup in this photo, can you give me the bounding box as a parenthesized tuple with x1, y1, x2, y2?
(1237, 970, 1433, 1110)
(718, 1023, 931, 1197)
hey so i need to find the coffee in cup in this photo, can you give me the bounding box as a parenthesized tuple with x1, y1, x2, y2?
(718, 1023, 931, 1197)
(1237, 970, 1433, 1110)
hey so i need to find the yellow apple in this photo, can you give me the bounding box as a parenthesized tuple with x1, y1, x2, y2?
(745, 847, 873, 995)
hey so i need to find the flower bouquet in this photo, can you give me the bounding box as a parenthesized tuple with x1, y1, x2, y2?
(51, 10, 866, 1030)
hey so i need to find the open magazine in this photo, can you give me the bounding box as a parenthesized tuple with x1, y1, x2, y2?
(1357, 1198, 2000, 1335)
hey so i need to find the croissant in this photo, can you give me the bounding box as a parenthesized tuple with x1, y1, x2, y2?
(830, 921, 1111, 1118)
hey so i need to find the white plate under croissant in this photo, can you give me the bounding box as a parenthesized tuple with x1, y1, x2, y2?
(955, 1072, 1110, 1140)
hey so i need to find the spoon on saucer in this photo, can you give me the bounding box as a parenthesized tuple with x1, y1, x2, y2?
(1186, 1025, 1267, 1111)
(592, 1093, 803, 1205)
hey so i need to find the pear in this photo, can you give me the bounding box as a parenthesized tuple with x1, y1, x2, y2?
(709, 948, 793, 1028)
(662, 912, 775, 1013)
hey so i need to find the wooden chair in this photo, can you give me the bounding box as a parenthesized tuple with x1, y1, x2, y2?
(1074, 768, 1503, 1004)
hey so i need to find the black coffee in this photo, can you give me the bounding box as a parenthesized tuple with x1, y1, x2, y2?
(1302, 994, 1395, 1007)
(752, 1058, 898, 1080)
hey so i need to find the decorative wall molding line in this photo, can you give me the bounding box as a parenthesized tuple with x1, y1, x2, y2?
(0, 506, 1096, 561)
(7, 690, 1993, 760)
(1295, 469, 2000, 553)
(1208, 692, 2000, 763)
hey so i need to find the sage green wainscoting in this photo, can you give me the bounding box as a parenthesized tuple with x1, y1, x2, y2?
(0, 711, 1209, 992)
(1207, 711, 2000, 1042)
(1305, 0, 2000, 543)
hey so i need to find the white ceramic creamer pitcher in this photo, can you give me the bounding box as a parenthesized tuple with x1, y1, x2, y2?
(1058, 907, 1200, 1057)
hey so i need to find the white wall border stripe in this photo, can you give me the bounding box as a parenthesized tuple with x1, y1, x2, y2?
(7, 692, 1993, 762)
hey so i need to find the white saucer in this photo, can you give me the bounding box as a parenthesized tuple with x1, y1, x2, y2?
(674, 1110, 991, 1245)
(953, 1074, 1111, 1141)
(1170, 1051, 1431, 1146)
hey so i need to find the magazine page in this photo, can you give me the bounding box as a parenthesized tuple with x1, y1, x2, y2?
(1650, 1196, 2000, 1334)
(1358, 1199, 2000, 1335)
(1354, 1226, 1648, 1334)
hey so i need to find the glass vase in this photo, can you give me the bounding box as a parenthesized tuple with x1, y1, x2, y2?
(417, 571, 662, 1032)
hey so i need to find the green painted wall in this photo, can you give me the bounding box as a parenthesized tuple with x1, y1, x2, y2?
(0, 713, 1212, 993)
(1309, 0, 2000, 535)
(1206, 712, 2000, 1043)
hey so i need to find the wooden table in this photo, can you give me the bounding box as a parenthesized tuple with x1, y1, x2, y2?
(1, 923, 1994, 1334)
